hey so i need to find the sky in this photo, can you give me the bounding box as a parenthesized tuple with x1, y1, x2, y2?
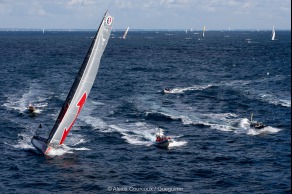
(0, 0, 291, 30)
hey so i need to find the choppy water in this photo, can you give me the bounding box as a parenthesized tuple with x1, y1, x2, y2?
(0, 30, 291, 193)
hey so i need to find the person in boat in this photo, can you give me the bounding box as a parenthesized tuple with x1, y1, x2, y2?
(250, 121, 265, 129)
(156, 134, 171, 142)
(250, 113, 265, 129)
(156, 134, 162, 142)
(27, 103, 35, 112)
(163, 88, 171, 93)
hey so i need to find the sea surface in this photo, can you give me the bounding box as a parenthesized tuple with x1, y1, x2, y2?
(0, 30, 290, 193)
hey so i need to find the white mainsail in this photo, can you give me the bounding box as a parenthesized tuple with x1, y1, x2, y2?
(122, 26, 129, 39)
(31, 11, 114, 155)
(271, 26, 275, 40)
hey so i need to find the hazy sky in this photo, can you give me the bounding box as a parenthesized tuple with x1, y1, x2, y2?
(0, 0, 291, 30)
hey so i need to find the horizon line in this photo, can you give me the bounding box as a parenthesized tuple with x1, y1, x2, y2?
(0, 28, 291, 32)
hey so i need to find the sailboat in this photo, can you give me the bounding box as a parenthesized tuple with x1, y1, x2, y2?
(31, 11, 114, 155)
(122, 26, 129, 39)
(271, 26, 275, 40)
(203, 26, 206, 37)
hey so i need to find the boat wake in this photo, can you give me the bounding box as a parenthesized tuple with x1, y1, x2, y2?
(45, 144, 91, 156)
(145, 107, 282, 137)
(218, 78, 291, 108)
(4, 130, 35, 149)
(163, 84, 212, 94)
(169, 140, 187, 148)
(2, 82, 50, 114)
(84, 116, 156, 145)
(161, 79, 290, 108)
(80, 114, 187, 148)
(146, 110, 238, 132)
(246, 126, 282, 136)
(4, 126, 89, 156)
(45, 132, 90, 156)
(258, 93, 291, 108)
(238, 118, 282, 136)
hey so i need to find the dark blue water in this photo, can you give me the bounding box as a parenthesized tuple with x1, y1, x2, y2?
(0, 30, 290, 193)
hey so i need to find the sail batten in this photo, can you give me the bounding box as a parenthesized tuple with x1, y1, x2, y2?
(32, 11, 113, 154)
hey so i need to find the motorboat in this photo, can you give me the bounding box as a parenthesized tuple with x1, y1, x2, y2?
(155, 136, 173, 148)
(154, 128, 173, 148)
(250, 121, 266, 129)
(250, 113, 265, 129)
(27, 104, 36, 113)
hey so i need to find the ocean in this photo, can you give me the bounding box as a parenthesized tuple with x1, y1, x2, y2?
(0, 30, 290, 193)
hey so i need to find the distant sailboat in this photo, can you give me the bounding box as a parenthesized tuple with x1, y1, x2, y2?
(203, 26, 206, 37)
(42, 28, 45, 34)
(31, 11, 114, 155)
(271, 26, 276, 40)
(122, 26, 129, 39)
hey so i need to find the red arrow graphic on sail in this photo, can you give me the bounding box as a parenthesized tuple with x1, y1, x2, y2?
(60, 92, 87, 145)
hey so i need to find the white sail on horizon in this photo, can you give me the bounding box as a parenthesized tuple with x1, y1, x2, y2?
(271, 26, 276, 40)
(122, 26, 129, 39)
(203, 26, 206, 37)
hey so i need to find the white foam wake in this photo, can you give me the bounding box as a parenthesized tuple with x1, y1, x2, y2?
(168, 140, 187, 148)
(164, 84, 212, 94)
(238, 118, 282, 136)
(5, 125, 89, 156)
(247, 126, 282, 136)
(259, 93, 291, 108)
(2, 82, 51, 113)
(80, 113, 187, 147)
(46, 145, 91, 156)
